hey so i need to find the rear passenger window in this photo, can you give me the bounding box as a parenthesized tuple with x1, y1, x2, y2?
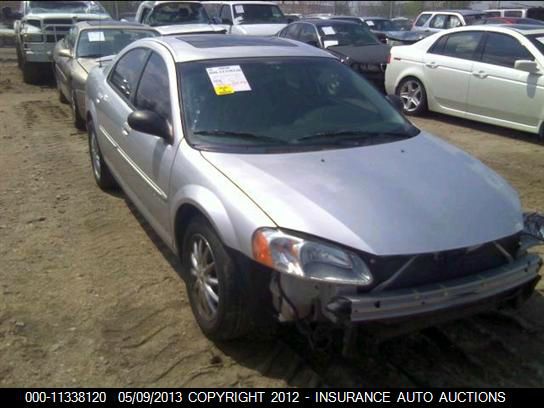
(504, 10, 522, 17)
(414, 13, 431, 27)
(281, 23, 301, 39)
(134, 52, 171, 122)
(430, 14, 447, 29)
(447, 15, 462, 28)
(110, 48, 148, 100)
(430, 32, 483, 60)
(482, 33, 534, 68)
(428, 35, 448, 54)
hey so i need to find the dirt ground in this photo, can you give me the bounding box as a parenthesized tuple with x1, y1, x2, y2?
(1, 46, 544, 387)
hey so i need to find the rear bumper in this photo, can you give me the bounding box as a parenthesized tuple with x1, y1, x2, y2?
(326, 253, 542, 323)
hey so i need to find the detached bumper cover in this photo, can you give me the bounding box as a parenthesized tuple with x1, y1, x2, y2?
(328, 254, 542, 323)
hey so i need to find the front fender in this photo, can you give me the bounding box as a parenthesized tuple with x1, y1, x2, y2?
(170, 185, 240, 253)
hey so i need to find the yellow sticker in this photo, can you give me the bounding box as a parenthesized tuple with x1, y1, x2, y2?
(214, 85, 235, 95)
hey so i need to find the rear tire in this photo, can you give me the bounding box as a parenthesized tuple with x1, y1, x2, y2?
(396, 77, 427, 116)
(88, 121, 117, 190)
(22, 61, 40, 84)
(16, 44, 23, 69)
(183, 216, 251, 341)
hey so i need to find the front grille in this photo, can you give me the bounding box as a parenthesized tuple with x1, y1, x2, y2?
(43, 22, 71, 43)
(44, 19, 72, 25)
(359, 233, 520, 292)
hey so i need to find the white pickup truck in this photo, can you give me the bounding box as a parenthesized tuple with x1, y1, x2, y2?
(13, 1, 110, 84)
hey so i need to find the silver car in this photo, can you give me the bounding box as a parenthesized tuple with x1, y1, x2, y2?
(53, 20, 157, 130)
(85, 35, 543, 342)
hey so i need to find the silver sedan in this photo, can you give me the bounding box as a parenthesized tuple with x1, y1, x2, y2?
(53, 20, 157, 130)
(85, 35, 543, 342)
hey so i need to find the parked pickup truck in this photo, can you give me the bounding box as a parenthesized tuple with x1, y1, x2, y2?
(13, 1, 110, 84)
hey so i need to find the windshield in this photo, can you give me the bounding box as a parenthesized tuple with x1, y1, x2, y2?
(367, 19, 394, 31)
(76, 29, 156, 58)
(147, 2, 209, 26)
(178, 57, 417, 152)
(317, 23, 380, 46)
(28, 1, 107, 14)
(233, 4, 287, 25)
(464, 14, 486, 25)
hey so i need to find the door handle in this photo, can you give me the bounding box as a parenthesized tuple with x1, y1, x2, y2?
(425, 62, 438, 68)
(472, 70, 488, 79)
(122, 122, 130, 136)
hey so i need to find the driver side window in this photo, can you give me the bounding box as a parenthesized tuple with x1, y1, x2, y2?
(219, 5, 232, 22)
(110, 48, 149, 102)
(134, 52, 171, 122)
(299, 24, 319, 46)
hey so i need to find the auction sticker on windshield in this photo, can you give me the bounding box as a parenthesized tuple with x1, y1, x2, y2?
(206, 65, 251, 96)
(88, 31, 105, 42)
(322, 26, 336, 35)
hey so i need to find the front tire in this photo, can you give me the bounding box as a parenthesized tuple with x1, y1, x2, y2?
(88, 121, 117, 190)
(396, 77, 428, 116)
(183, 216, 251, 341)
(71, 91, 86, 130)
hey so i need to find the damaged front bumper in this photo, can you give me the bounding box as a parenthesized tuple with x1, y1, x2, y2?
(325, 253, 542, 324)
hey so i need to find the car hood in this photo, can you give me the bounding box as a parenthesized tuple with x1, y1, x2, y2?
(153, 24, 226, 35)
(328, 43, 391, 63)
(25, 13, 109, 20)
(232, 23, 286, 36)
(202, 132, 523, 256)
(77, 57, 100, 74)
(385, 30, 431, 41)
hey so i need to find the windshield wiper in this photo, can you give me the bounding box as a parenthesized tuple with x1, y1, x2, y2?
(193, 130, 283, 144)
(293, 130, 411, 144)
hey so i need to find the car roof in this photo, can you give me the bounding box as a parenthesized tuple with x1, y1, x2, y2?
(301, 18, 359, 26)
(143, 34, 335, 63)
(74, 20, 151, 30)
(437, 24, 544, 36)
(421, 9, 485, 15)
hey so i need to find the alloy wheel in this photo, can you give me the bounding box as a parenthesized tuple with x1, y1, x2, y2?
(189, 234, 219, 321)
(399, 80, 422, 113)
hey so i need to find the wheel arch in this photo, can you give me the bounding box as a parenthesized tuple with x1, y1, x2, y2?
(171, 187, 241, 259)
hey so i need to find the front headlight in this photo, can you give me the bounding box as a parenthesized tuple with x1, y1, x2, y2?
(252, 228, 373, 285)
(23, 33, 44, 42)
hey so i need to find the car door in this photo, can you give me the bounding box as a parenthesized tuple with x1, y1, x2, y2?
(55, 27, 76, 99)
(423, 31, 484, 113)
(96, 48, 149, 187)
(124, 51, 177, 239)
(465, 32, 543, 130)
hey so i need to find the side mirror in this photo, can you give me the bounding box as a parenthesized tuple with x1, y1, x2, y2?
(128, 110, 171, 140)
(221, 17, 233, 25)
(305, 40, 319, 47)
(514, 59, 540, 74)
(386, 95, 404, 112)
(58, 48, 72, 58)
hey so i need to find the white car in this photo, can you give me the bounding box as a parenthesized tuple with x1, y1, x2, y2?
(135, 1, 225, 35)
(385, 25, 544, 139)
(212, 1, 288, 36)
